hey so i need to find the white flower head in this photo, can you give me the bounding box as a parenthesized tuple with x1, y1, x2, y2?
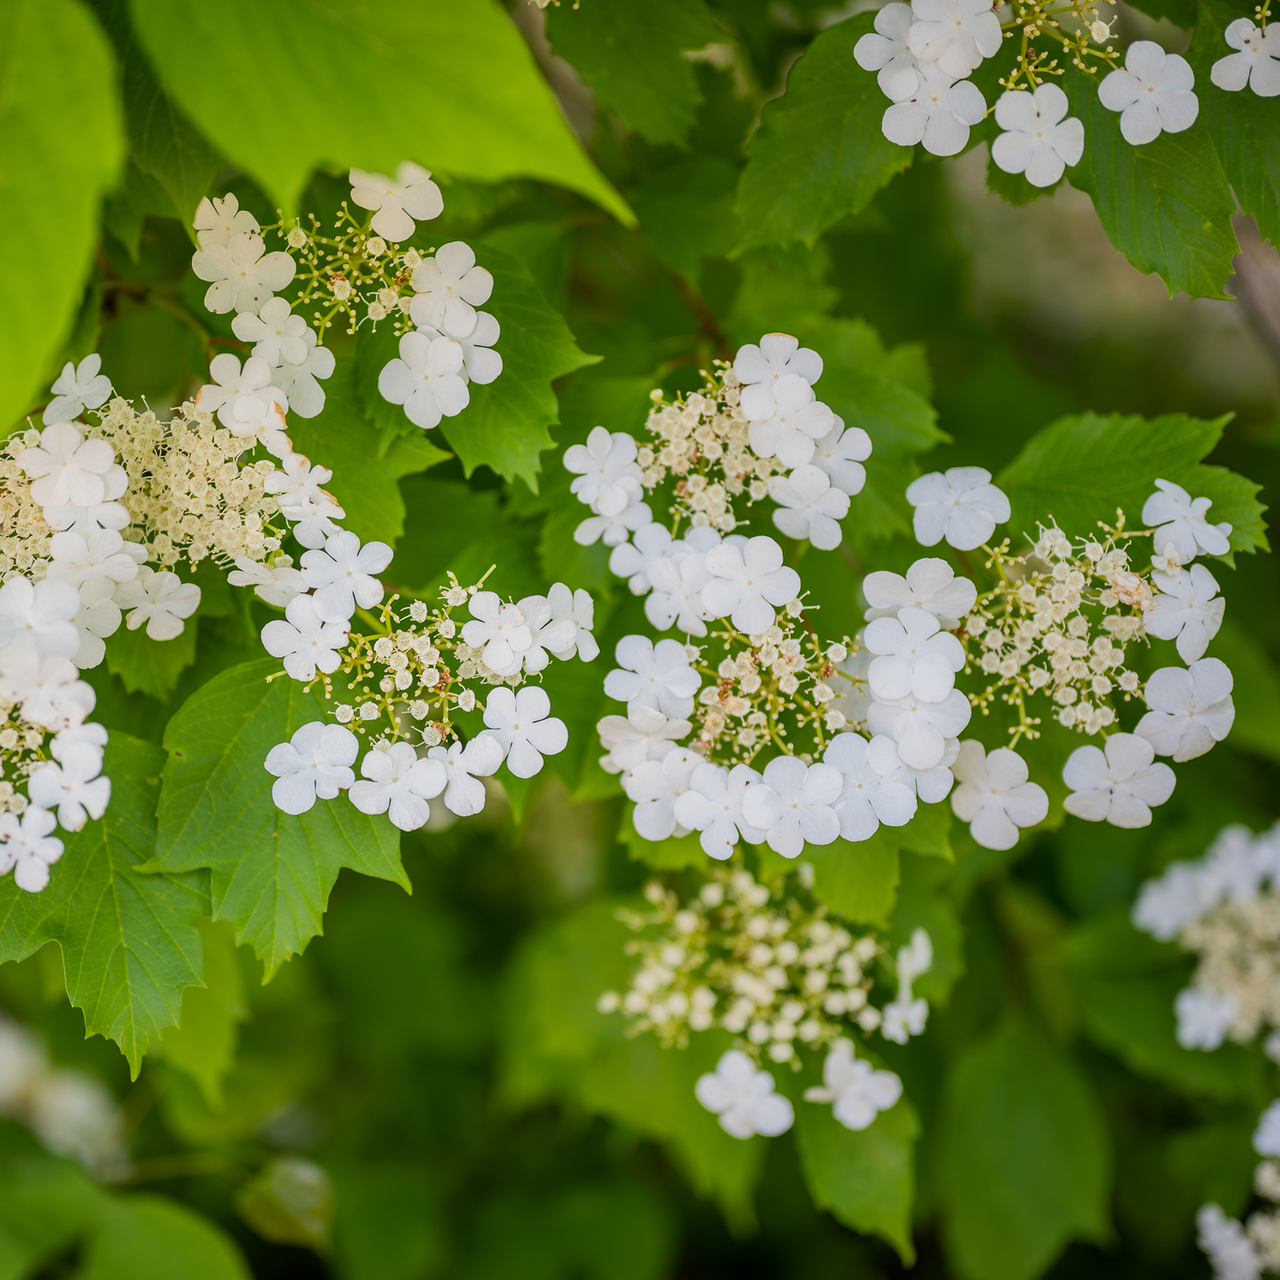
(863, 557, 977, 630)
(1136, 657, 1234, 762)
(702, 536, 801, 635)
(301, 531, 392, 623)
(377, 332, 469, 430)
(646, 553, 714, 637)
(604, 635, 701, 719)
(0, 649, 94, 731)
(1175, 986, 1235, 1051)
(1098, 41, 1199, 146)
(195, 353, 288, 429)
(1062, 733, 1176, 828)
(878, 733, 960, 803)
(28, 741, 110, 833)
(461, 591, 533, 673)
(574, 501, 653, 548)
(732, 333, 823, 421)
(0, 806, 64, 893)
(803, 1039, 903, 1131)
(1196, 1204, 1261, 1280)
(481, 686, 568, 779)
(882, 63, 987, 156)
(564, 427, 643, 516)
(864, 605, 965, 702)
(114, 569, 200, 642)
(261, 594, 350, 683)
(823, 733, 917, 841)
(500, 593, 575, 676)
(227, 558, 308, 608)
(19, 423, 117, 510)
(672, 762, 769, 859)
(193, 193, 260, 247)
(264, 721, 359, 815)
(853, 2, 922, 101)
(348, 162, 443, 242)
(191, 231, 296, 315)
(597, 705, 692, 775)
(349, 742, 447, 832)
(270, 328, 336, 420)
(747, 381, 835, 469)
(263, 453, 346, 524)
(419, 312, 502, 385)
(427, 736, 504, 816)
(0, 577, 81, 659)
(1145, 563, 1224, 663)
(1142, 478, 1232, 561)
(867, 687, 972, 770)
(908, 0, 1002, 78)
(740, 755, 842, 858)
(609, 524, 686, 595)
(232, 296, 309, 367)
(409, 241, 494, 337)
(623, 745, 704, 841)
(1211, 18, 1280, 96)
(1132, 860, 1219, 941)
(769, 465, 849, 550)
(47, 529, 139, 606)
(42, 356, 112, 426)
(694, 1050, 794, 1139)
(906, 466, 1010, 550)
(991, 84, 1084, 187)
(950, 741, 1048, 851)
(547, 583, 598, 661)
(811, 418, 872, 496)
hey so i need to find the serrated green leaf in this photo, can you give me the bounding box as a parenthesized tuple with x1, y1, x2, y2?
(631, 158, 742, 288)
(0, 735, 207, 1074)
(104, 620, 197, 701)
(149, 660, 409, 979)
(79, 1195, 251, 1280)
(0, 0, 123, 430)
(735, 15, 911, 251)
(127, 0, 629, 221)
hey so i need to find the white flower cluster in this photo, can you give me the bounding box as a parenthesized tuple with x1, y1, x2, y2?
(598, 868, 925, 1139)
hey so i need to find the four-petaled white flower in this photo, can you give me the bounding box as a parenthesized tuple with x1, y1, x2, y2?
(1145, 563, 1225, 663)
(609, 524, 687, 595)
(823, 733, 917, 841)
(42, 356, 112, 426)
(378, 332, 469, 429)
(882, 63, 987, 156)
(741, 755, 842, 857)
(905, 466, 1010, 550)
(747, 380, 835, 469)
(349, 163, 443, 243)
(803, 1039, 903, 1131)
(950, 741, 1048, 851)
(646, 553, 714, 636)
(461, 591, 533, 672)
(196, 354, 288, 429)
(1098, 41, 1199, 146)
(69, 596, 121, 670)
(261, 594, 350, 682)
(597, 705, 693, 775)
(227, 557, 308, 607)
(769, 465, 850, 550)
(864, 605, 965, 702)
(547, 583, 599, 661)
(1211, 18, 1280, 96)
(991, 84, 1085, 187)
(349, 742, 448, 831)
(574, 501, 654, 548)
(810, 420, 871, 496)
(673, 762, 769, 859)
(1174, 986, 1235, 1051)
(0, 577, 82, 658)
(908, 0, 1001, 78)
(193, 193, 260, 247)
(264, 453, 346, 523)
(409, 241, 494, 336)
(0, 806, 64, 893)
(0, 650, 94, 730)
(19, 424, 117, 509)
(623, 746, 704, 841)
(300, 531, 392, 623)
(867, 688, 972, 770)
(481, 686, 568, 779)
(503, 593, 576, 675)
(564, 427, 643, 516)
(264, 721, 358, 815)
(881, 734, 960, 803)
(114, 569, 200, 642)
(1142, 478, 1231, 561)
(444, 311, 502, 384)
(604, 636, 701, 719)
(28, 741, 111, 833)
(232, 296, 309, 367)
(695, 1050, 794, 1139)
(1062, 732, 1176, 828)
(703, 536, 801, 635)
(1136, 657, 1234, 762)
(226, 394, 290, 456)
(427, 736, 505, 816)
(46, 530, 138, 605)
(864, 557, 977, 630)
(269, 328, 336, 419)
(192, 231, 296, 314)
(854, 2, 922, 100)
(732, 334, 823, 421)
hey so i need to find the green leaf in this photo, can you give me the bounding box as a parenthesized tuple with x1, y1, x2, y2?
(440, 245, 599, 489)
(735, 15, 912, 251)
(998, 411, 1268, 560)
(234, 1156, 334, 1253)
(0, 0, 123, 430)
(104, 620, 197, 701)
(939, 1019, 1111, 1280)
(79, 1196, 251, 1280)
(1063, 67, 1238, 300)
(127, 0, 629, 221)
(149, 660, 409, 979)
(546, 0, 721, 147)
(0, 735, 207, 1074)
(631, 158, 742, 288)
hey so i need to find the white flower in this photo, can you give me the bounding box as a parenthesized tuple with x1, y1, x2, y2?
(46, 530, 138, 605)
(863, 557, 977, 629)
(261, 594, 350, 682)
(853, 2, 921, 100)
(1145, 563, 1224, 663)
(597, 705, 692, 774)
(0, 649, 94, 730)
(908, 0, 1001, 78)
(645, 554, 714, 636)
(378, 332, 468, 429)
(747, 380, 835, 469)
(623, 746, 704, 841)
(42, 355, 112, 426)
(225, 394, 291, 457)
(426, 736, 504, 816)
(28, 741, 110, 833)
(193, 193, 259, 247)
(867, 687, 972, 770)
(195, 354, 288, 428)
(950, 741, 1048, 851)
(227, 557, 308, 608)
(300, 531, 392, 623)
(823, 733, 917, 840)
(263, 453, 346, 523)
(1257, 1100, 1280, 1156)
(906, 466, 1010, 550)
(43, 481, 131, 537)
(564, 427, 643, 516)
(69, 596, 121, 669)
(1136, 658, 1234, 762)
(694, 1050, 794, 1139)
(191, 231, 296, 314)
(740, 755, 842, 857)
(232, 296, 309, 367)
(0, 807, 64, 893)
(461, 591, 533, 672)
(1142, 478, 1231, 560)
(732, 334, 823, 421)
(864, 605, 965, 702)
(609, 524, 687, 595)
(349, 742, 447, 832)
(1098, 41, 1199, 146)
(881, 998, 929, 1044)
(481, 686, 568, 779)
(270, 328, 336, 419)
(1202, 824, 1269, 902)
(703, 536, 801, 635)
(803, 1039, 903, 1131)
(991, 84, 1084, 187)
(0, 577, 81, 659)
(1062, 733, 1176, 828)
(672, 762, 769, 859)
(19, 423, 117, 509)
(114, 569, 200, 642)
(499, 594, 576, 675)
(882, 63, 986, 156)
(28, 1069, 125, 1175)
(1211, 18, 1280, 96)
(1196, 1204, 1261, 1280)
(547, 583, 598, 661)
(1174, 986, 1235, 1051)
(810, 419, 871, 496)
(409, 241, 494, 336)
(443, 311, 502, 384)
(1132, 861, 1219, 941)
(264, 721, 358, 815)
(604, 636, 701, 719)
(349, 163, 443, 242)
(769, 465, 849, 549)
(574, 501, 653, 548)
(0, 1016, 47, 1109)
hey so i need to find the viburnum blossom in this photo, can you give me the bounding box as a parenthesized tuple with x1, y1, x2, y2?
(908, 0, 1001, 76)
(0, 650, 94, 730)
(191, 231, 296, 314)
(864, 606, 965, 702)
(0, 807, 64, 893)
(264, 722, 359, 815)
(481, 686, 568, 779)
(768, 465, 849, 550)
(746, 379, 835, 469)
(604, 636, 701, 719)
(261, 594, 350, 682)
(803, 1039, 903, 1131)
(348, 163, 443, 242)
(114, 570, 201, 642)
(0, 578, 81, 658)
(623, 746, 703, 841)
(19, 424, 117, 510)
(950, 741, 1048, 851)
(564, 428, 643, 517)
(741, 755, 842, 857)
(426, 736, 504, 816)
(732, 334, 823, 421)
(27, 742, 111, 833)
(867, 688, 972, 770)
(810, 420, 871, 496)
(263, 454, 345, 525)
(409, 242, 494, 336)
(1098, 41, 1200, 146)
(646, 554, 715, 636)
(227, 558, 307, 607)
(195, 354, 287, 429)
(1136, 658, 1235, 762)
(1062, 732, 1176, 828)
(702, 537, 801, 635)
(597, 706, 693, 774)
(232, 297, 310, 367)
(270, 329, 336, 419)
(547, 583, 598, 661)
(905, 467, 1010, 550)
(193, 193, 259, 245)
(853, 2, 922, 100)
(46, 530, 138, 605)
(348, 742, 447, 832)
(1144, 563, 1225, 662)
(991, 85, 1085, 187)
(1142, 478, 1232, 561)
(1211, 18, 1280, 95)
(822, 733, 917, 841)
(882, 64, 987, 157)
(863, 558, 977, 629)
(461, 592, 533, 672)
(695, 1050, 795, 1139)
(300, 532, 392, 622)
(673, 762, 769, 859)
(608, 524, 684, 594)
(574, 500, 653, 548)
(377, 333, 469, 429)
(42, 356, 112, 426)
(446, 312, 503, 384)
